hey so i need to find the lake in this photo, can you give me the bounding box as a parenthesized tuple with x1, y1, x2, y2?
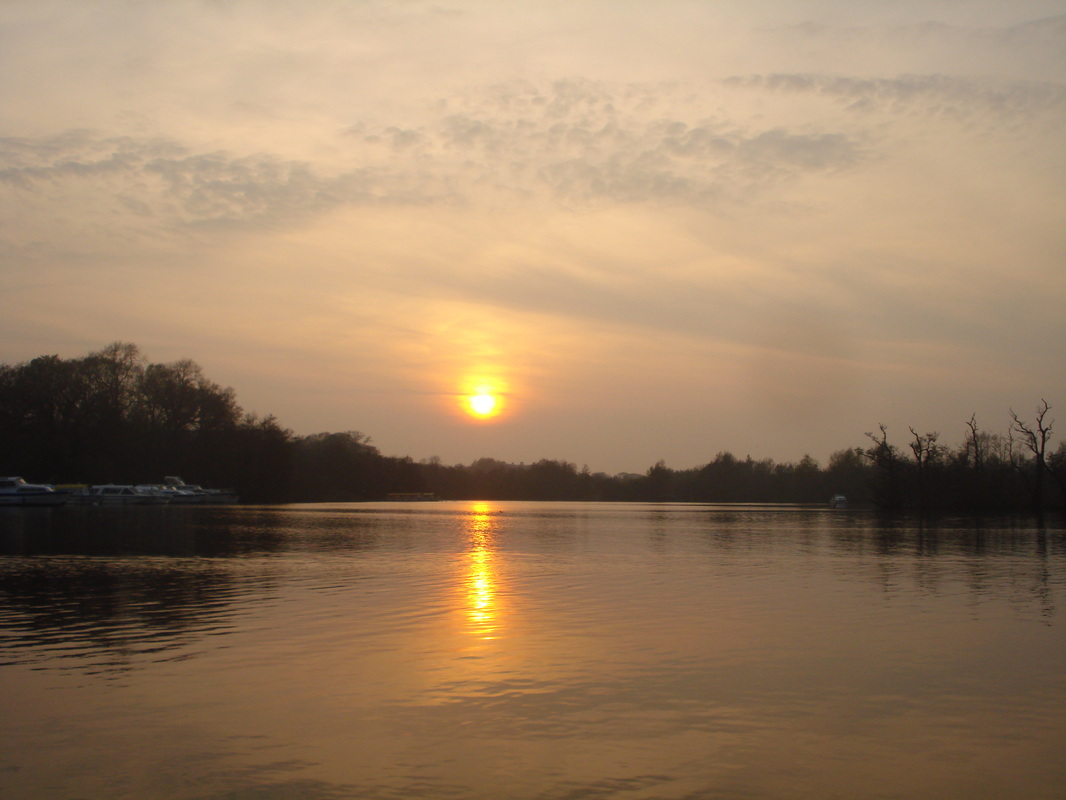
(1, 502, 1064, 800)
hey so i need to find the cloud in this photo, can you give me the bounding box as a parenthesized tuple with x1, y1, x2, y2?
(2, 64, 1056, 362)
(143, 153, 355, 227)
(762, 11, 1066, 80)
(432, 79, 873, 201)
(10, 65, 1057, 246)
(0, 78, 875, 239)
(724, 73, 1066, 123)
(0, 133, 431, 234)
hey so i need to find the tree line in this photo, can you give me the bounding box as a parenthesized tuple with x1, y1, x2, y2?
(1, 343, 1063, 510)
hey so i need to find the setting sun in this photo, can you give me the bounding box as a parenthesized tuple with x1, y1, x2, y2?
(464, 389, 502, 419)
(459, 375, 509, 421)
(468, 393, 498, 417)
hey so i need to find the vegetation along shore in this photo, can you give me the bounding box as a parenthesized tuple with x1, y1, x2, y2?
(2, 343, 1062, 510)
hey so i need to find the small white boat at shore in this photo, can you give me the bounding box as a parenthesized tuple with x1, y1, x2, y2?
(160, 476, 239, 504)
(89, 484, 170, 505)
(0, 477, 70, 506)
(135, 483, 200, 503)
(129, 477, 239, 504)
(829, 494, 848, 509)
(54, 485, 95, 505)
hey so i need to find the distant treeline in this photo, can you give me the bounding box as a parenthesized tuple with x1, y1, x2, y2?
(1, 343, 1063, 510)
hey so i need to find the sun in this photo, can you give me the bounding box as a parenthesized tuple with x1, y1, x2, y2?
(464, 389, 502, 419)
(460, 379, 507, 420)
(468, 393, 498, 417)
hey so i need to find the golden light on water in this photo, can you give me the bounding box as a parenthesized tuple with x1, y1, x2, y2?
(465, 502, 499, 639)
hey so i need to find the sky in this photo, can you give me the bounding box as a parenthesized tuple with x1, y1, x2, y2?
(2, 0, 1064, 474)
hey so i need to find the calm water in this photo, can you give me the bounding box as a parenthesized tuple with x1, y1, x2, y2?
(1, 502, 1064, 800)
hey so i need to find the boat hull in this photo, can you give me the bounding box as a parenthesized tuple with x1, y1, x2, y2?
(0, 492, 70, 507)
(92, 496, 170, 505)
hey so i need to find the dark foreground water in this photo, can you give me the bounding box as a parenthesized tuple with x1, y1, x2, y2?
(1, 502, 1064, 800)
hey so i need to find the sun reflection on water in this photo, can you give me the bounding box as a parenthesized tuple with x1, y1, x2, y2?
(465, 502, 500, 640)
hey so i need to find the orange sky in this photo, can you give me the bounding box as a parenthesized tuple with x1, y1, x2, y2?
(2, 1, 1064, 472)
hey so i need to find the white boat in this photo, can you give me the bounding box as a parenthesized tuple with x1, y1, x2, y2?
(54, 484, 95, 505)
(160, 476, 239, 504)
(135, 483, 201, 503)
(89, 484, 170, 505)
(0, 477, 71, 506)
(829, 494, 848, 509)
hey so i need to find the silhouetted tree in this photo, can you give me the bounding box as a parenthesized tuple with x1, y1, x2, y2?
(230, 414, 294, 502)
(864, 425, 905, 510)
(826, 447, 870, 505)
(644, 460, 675, 502)
(526, 459, 582, 500)
(291, 431, 385, 501)
(907, 427, 940, 509)
(1049, 441, 1066, 504)
(0, 355, 83, 478)
(1, 343, 1060, 508)
(1010, 401, 1055, 510)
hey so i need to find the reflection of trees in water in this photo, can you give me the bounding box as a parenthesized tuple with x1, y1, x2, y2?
(0, 559, 258, 674)
(667, 506, 1061, 617)
(0, 506, 385, 558)
(0, 506, 273, 558)
(824, 514, 1062, 619)
(0, 507, 387, 675)
(1, 505, 1060, 674)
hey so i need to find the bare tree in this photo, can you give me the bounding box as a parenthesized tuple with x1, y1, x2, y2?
(1010, 400, 1054, 510)
(908, 428, 940, 465)
(965, 414, 982, 472)
(908, 427, 940, 509)
(864, 424, 904, 508)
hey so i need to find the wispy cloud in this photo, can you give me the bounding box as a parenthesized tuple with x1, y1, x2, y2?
(725, 73, 1066, 122)
(2, 78, 876, 234)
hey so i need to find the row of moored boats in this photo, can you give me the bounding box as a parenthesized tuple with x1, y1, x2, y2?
(0, 476, 238, 506)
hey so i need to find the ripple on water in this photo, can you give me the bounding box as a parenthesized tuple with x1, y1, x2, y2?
(1, 505, 1064, 800)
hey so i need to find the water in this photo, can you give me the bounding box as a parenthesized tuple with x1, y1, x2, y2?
(1, 502, 1064, 800)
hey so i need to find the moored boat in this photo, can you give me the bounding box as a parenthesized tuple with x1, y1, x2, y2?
(89, 484, 170, 505)
(135, 483, 201, 503)
(160, 476, 239, 504)
(0, 477, 71, 506)
(54, 484, 95, 505)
